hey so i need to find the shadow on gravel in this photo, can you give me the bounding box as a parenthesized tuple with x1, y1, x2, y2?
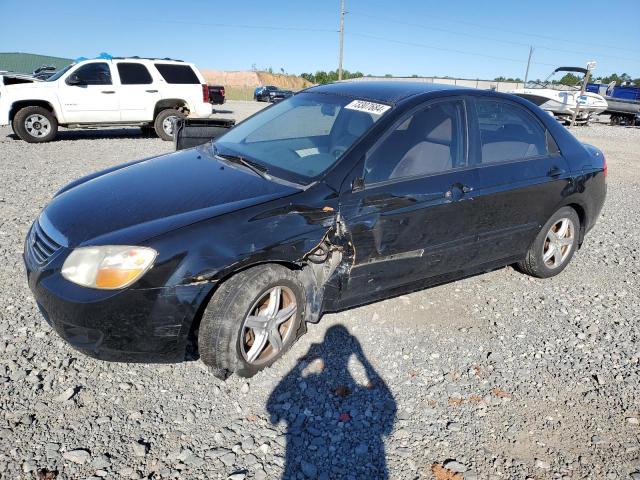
(267, 325, 396, 479)
(4, 128, 155, 141)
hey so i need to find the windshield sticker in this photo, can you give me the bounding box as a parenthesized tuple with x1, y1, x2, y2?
(344, 100, 391, 115)
(296, 147, 320, 158)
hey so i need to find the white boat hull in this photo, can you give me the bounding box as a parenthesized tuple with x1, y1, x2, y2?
(510, 88, 608, 120)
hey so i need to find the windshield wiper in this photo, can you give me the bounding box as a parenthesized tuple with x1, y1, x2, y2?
(214, 151, 271, 180)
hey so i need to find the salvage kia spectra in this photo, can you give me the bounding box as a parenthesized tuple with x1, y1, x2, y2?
(25, 82, 606, 378)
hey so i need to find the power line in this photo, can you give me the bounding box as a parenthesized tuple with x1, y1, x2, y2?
(347, 31, 558, 68)
(56, 12, 337, 33)
(349, 8, 640, 55)
(349, 11, 640, 64)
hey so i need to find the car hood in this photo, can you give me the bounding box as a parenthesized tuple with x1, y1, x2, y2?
(42, 145, 301, 246)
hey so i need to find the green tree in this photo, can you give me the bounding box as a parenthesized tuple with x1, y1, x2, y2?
(557, 73, 581, 85)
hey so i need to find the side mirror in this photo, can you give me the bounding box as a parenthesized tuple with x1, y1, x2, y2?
(66, 74, 83, 86)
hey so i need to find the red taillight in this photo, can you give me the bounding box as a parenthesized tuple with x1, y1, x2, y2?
(220, 87, 225, 97)
(603, 155, 607, 177)
(202, 84, 209, 103)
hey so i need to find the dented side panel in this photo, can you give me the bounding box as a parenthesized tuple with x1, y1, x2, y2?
(337, 167, 480, 304)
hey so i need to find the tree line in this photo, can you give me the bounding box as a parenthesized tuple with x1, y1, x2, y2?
(297, 70, 638, 86)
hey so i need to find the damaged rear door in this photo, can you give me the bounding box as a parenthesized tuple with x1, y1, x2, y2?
(337, 97, 479, 305)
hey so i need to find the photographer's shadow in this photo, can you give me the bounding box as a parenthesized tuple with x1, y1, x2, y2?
(267, 325, 396, 479)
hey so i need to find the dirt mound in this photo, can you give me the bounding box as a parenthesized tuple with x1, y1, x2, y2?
(201, 70, 313, 91)
(256, 72, 313, 91)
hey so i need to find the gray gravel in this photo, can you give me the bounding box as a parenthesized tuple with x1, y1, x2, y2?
(0, 104, 638, 479)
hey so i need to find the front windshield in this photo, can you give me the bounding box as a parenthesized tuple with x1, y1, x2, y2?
(215, 92, 390, 183)
(46, 64, 74, 82)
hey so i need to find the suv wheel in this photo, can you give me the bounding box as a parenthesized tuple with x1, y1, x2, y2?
(13, 106, 58, 143)
(154, 109, 185, 141)
(518, 206, 580, 278)
(198, 264, 306, 378)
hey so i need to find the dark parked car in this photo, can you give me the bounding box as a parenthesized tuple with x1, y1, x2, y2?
(25, 82, 606, 378)
(254, 85, 293, 102)
(208, 85, 225, 105)
(32, 65, 58, 80)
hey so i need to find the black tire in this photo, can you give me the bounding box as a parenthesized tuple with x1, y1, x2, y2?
(198, 264, 307, 378)
(13, 106, 58, 143)
(517, 206, 580, 279)
(153, 109, 185, 141)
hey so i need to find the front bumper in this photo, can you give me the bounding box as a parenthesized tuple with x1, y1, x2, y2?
(0, 104, 9, 126)
(25, 243, 211, 363)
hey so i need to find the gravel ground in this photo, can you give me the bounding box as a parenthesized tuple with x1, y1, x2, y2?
(0, 104, 638, 480)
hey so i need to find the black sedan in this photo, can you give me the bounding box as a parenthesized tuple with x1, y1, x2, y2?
(254, 85, 294, 103)
(25, 82, 606, 378)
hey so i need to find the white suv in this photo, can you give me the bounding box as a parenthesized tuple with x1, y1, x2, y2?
(0, 57, 212, 142)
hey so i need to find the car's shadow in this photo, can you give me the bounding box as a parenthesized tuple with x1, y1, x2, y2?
(266, 324, 396, 479)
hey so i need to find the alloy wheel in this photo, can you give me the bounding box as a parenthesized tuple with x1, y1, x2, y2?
(240, 286, 297, 365)
(24, 114, 51, 138)
(162, 116, 177, 136)
(542, 217, 575, 269)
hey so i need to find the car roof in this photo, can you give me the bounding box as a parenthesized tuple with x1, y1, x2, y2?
(305, 81, 466, 104)
(79, 57, 193, 66)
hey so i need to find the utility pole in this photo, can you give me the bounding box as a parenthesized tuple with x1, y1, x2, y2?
(524, 46, 534, 84)
(338, 0, 345, 81)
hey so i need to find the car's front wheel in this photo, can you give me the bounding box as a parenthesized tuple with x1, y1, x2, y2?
(518, 206, 580, 278)
(13, 106, 58, 143)
(198, 264, 306, 378)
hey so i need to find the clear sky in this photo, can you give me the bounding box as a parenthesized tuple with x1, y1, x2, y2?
(1, 0, 638, 80)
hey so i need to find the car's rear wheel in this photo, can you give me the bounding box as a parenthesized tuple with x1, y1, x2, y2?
(198, 264, 306, 378)
(154, 109, 185, 141)
(518, 206, 580, 278)
(13, 106, 58, 143)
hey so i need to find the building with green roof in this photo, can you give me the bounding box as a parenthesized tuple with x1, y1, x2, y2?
(0, 52, 73, 74)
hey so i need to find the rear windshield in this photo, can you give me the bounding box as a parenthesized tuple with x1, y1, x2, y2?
(154, 64, 200, 84)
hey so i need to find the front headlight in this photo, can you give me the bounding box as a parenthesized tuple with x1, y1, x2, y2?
(61, 246, 157, 289)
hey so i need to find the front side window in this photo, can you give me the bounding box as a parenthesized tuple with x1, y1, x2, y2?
(154, 64, 199, 84)
(69, 62, 112, 85)
(476, 99, 547, 164)
(365, 99, 466, 184)
(117, 63, 153, 85)
(215, 93, 389, 183)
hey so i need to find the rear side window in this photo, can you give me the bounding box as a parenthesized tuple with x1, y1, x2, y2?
(70, 62, 112, 85)
(476, 99, 547, 164)
(365, 99, 466, 184)
(117, 63, 153, 85)
(154, 64, 199, 84)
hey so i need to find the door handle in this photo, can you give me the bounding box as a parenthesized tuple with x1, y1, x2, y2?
(145, 89, 158, 93)
(547, 166, 566, 177)
(101, 90, 116, 94)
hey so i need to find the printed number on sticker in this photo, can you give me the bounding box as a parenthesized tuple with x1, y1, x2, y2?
(345, 100, 391, 115)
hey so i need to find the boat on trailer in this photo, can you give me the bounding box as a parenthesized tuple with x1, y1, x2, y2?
(587, 82, 640, 126)
(510, 66, 607, 125)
